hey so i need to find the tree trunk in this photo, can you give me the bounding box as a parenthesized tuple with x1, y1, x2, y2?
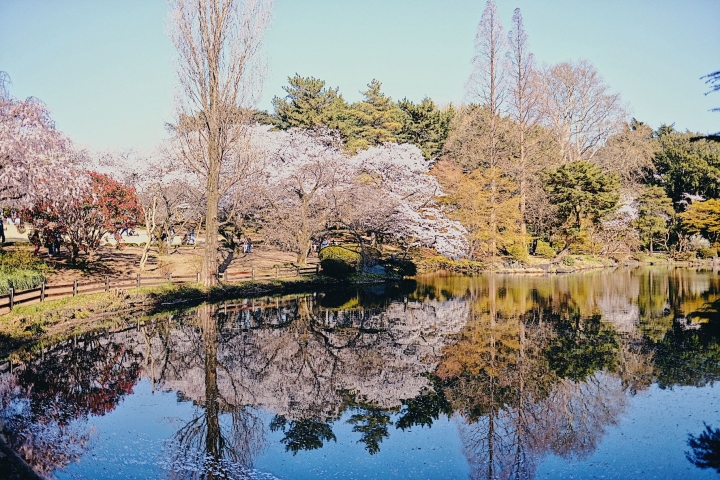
(296, 239, 311, 266)
(519, 133, 527, 241)
(139, 197, 157, 272)
(203, 123, 221, 286)
(204, 183, 219, 286)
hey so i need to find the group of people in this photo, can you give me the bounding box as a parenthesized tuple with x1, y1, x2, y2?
(29, 227, 62, 256)
(181, 229, 196, 245)
(241, 236, 253, 254)
(310, 238, 333, 256)
(118, 224, 137, 237)
(0, 212, 22, 244)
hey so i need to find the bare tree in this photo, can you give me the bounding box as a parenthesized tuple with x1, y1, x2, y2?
(506, 8, 538, 240)
(466, 0, 508, 259)
(593, 119, 658, 188)
(168, 0, 272, 285)
(538, 60, 626, 163)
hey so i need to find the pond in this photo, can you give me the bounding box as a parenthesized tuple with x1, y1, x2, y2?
(1, 266, 720, 479)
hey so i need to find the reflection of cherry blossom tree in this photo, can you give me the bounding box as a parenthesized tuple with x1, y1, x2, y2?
(0, 335, 142, 476)
(0, 374, 91, 478)
(164, 305, 266, 479)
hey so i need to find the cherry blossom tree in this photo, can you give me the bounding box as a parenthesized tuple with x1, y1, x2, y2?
(0, 72, 85, 207)
(24, 171, 142, 262)
(252, 127, 344, 265)
(243, 127, 467, 267)
(335, 142, 467, 265)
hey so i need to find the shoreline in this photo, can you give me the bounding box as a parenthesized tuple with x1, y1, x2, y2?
(3, 256, 719, 360)
(0, 273, 398, 361)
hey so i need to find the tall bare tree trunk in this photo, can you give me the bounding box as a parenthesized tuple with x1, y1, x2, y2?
(469, 0, 506, 261)
(204, 128, 221, 285)
(169, 0, 272, 286)
(508, 7, 536, 247)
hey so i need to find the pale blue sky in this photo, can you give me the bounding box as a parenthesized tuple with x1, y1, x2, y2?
(1, 0, 718, 152)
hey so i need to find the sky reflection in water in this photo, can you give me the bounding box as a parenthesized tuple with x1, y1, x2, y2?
(1, 266, 720, 479)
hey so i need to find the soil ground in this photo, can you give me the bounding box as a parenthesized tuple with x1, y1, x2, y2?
(2, 223, 321, 285)
(6, 241, 317, 286)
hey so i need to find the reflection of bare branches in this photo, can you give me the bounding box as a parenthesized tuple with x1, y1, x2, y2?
(529, 374, 627, 460)
(0, 374, 91, 477)
(165, 406, 265, 480)
(163, 305, 265, 479)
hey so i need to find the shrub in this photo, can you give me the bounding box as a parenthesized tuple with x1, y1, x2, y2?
(320, 259, 355, 278)
(674, 251, 697, 261)
(383, 257, 417, 277)
(562, 255, 576, 266)
(319, 246, 361, 264)
(698, 247, 717, 259)
(633, 252, 653, 263)
(506, 244, 529, 263)
(0, 270, 45, 295)
(535, 241, 556, 259)
(0, 250, 45, 271)
(319, 246, 361, 278)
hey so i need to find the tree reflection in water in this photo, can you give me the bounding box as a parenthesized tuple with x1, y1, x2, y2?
(0, 332, 142, 476)
(2, 268, 720, 478)
(163, 304, 265, 479)
(687, 424, 720, 473)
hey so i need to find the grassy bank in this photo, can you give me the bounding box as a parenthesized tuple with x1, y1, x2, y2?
(0, 273, 400, 360)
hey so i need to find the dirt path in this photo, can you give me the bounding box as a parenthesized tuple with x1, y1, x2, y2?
(12, 243, 318, 285)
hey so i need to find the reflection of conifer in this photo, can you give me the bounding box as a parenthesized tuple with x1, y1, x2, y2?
(545, 311, 620, 383)
(687, 423, 720, 472)
(269, 415, 337, 454)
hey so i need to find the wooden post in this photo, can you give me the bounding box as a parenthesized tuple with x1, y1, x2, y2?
(196, 271, 201, 283)
(275, 266, 279, 279)
(40, 281, 46, 302)
(8, 288, 14, 311)
(168, 272, 172, 283)
(105, 275, 110, 292)
(296, 266, 300, 277)
(251, 268, 255, 280)
(136, 273, 141, 288)
(316, 264, 320, 274)
(73, 280, 78, 296)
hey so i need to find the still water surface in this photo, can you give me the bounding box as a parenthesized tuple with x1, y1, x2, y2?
(2, 267, 720, 479)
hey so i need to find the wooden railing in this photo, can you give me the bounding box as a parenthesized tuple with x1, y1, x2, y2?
(0, 264, 321, 315)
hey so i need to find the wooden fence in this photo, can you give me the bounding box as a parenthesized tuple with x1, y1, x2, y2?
(0, 264, 321, 316)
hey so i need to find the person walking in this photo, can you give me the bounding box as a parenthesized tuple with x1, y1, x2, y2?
(0, 217, 5, 245)
(30, 230, 40, 255)
(53, 231, 62, 256)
